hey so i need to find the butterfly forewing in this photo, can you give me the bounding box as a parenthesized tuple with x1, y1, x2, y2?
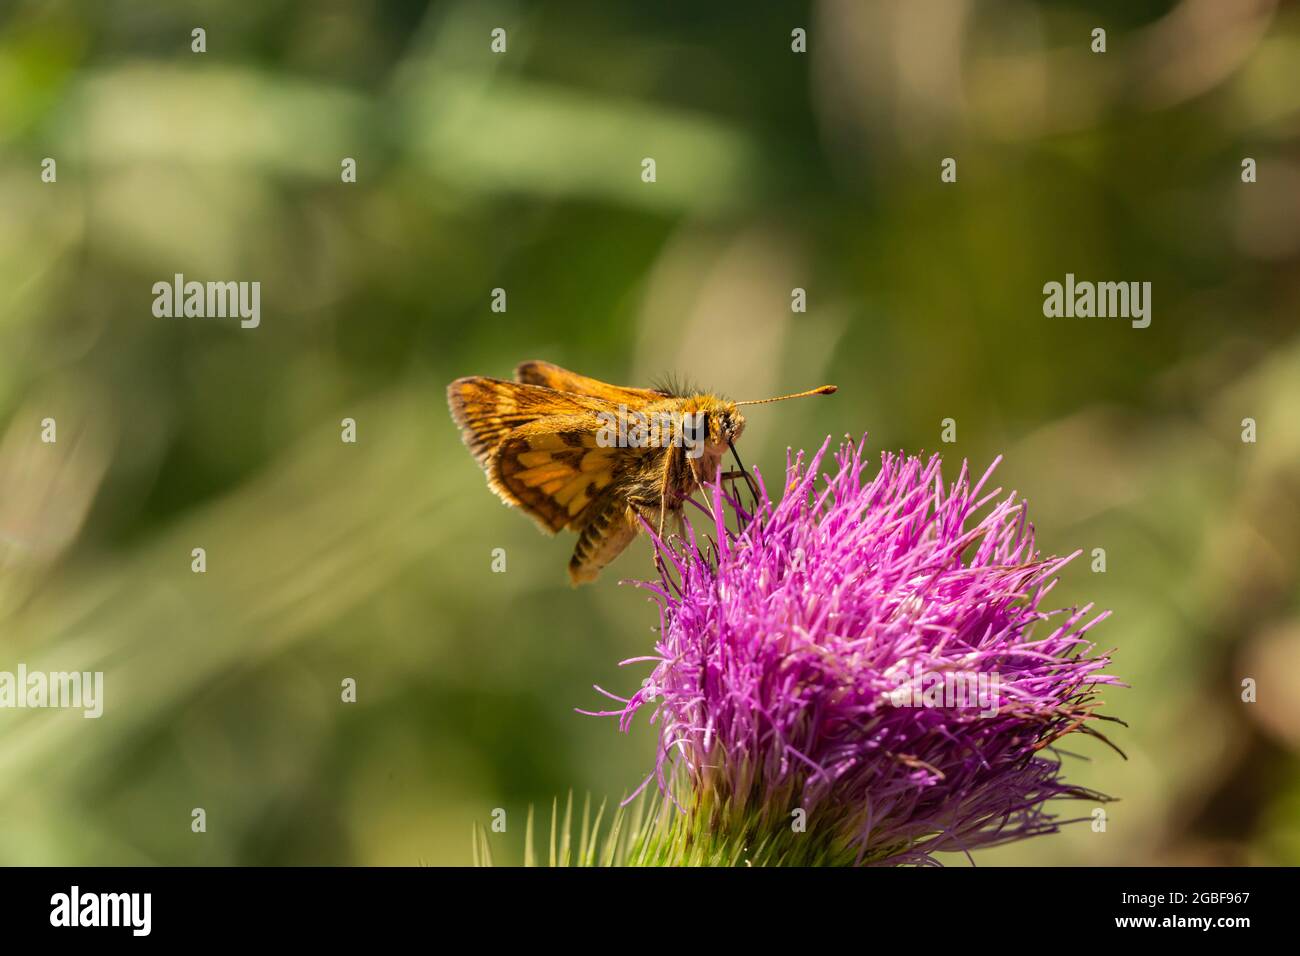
(513, 360, 669, 405)
(447, 376, 616, 467)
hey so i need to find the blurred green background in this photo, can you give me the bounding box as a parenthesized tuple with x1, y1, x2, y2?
(1, 0, 1298, 865)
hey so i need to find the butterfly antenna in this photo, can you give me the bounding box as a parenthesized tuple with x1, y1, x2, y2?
(734, 384, 836, 407)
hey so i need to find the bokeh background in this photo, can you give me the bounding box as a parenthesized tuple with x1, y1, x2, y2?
(1, 0, 1298, 865)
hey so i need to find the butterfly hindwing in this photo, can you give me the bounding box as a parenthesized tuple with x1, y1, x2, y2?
(488, 416, 636, 534)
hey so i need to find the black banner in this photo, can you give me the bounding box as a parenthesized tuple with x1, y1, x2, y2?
(0, 866, 1282, 941)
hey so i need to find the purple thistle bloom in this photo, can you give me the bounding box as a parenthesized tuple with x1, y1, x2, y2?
(591, 437, 1123, 865)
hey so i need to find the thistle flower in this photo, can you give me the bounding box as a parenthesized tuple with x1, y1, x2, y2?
(590, 437, 1123, 866)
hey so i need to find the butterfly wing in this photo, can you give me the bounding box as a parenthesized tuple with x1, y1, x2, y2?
(514, 360, 669, 404)
(488, 415, 636, 534)
(448, 377, 616, 468)
(492, 417, 656, 583)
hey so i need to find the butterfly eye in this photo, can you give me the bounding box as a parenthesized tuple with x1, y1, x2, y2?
(691, 408, 712, 442)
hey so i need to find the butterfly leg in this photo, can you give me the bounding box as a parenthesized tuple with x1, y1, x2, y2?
(655, 445, 682, 542)
(653, 499, 668, 579)
(652, 446, 686, 577)
(719, 469, 760, 522)
(719, 469, 758, 497)
(724, 441, 761, 514)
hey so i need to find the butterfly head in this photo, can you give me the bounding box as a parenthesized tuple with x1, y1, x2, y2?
(708, 398, 748, 447)
(675, 383, 837, 482)
(673, 394, 744, 484)
(681, 394, 744, 450)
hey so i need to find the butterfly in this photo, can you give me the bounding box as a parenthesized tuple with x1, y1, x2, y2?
(447, 361, 835, 585)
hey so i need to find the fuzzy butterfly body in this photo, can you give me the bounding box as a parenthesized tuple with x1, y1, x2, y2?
(447, 361, 835, 585)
